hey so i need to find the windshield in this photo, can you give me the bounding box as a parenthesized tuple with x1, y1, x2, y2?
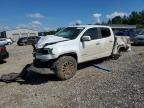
(55, 27, 85, 39)
(136, 30, 144, 35)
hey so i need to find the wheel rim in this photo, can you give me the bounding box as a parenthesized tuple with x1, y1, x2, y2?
(62, 61, 75, 76)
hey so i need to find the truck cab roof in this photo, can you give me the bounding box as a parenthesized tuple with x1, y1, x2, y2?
(69, 25, 111, 28)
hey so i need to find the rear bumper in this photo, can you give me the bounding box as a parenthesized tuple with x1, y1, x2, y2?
(134, 41, 144, 44)
(132, 39, 144, 44)
(0, 51, 9, 60)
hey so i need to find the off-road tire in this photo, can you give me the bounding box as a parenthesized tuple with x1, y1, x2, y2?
(53, 56, 77, 80)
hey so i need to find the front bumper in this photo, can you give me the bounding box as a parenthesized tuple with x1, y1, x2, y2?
(0, 51, 9, 60)
(27, 64, 54, 74)
(27, 59, 54, 74)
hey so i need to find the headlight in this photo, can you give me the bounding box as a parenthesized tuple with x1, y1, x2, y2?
(36, 48, 53, 55)
(43, 48, 53, 54)
(40, 48, 53, 54)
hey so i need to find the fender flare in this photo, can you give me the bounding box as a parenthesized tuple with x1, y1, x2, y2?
(58, 52, 78, 61)
(112, 44, 126, 55)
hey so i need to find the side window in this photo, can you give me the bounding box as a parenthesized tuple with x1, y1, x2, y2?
(83, 28, 98, 40)
(100, 28, 111, 38)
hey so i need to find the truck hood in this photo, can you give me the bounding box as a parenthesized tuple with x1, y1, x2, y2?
(36, 35, 69, 48)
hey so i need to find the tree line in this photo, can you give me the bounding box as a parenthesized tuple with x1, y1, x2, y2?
(107, 10, 144, 28)
(43, 10, 144, 35)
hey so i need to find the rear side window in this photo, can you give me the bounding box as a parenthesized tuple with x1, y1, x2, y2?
(83, 28, 98, 40)
(100, 28, 111, 38)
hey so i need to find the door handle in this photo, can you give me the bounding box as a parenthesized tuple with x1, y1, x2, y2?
(96, 43, 100, 45)
(109, 40, 113, 43)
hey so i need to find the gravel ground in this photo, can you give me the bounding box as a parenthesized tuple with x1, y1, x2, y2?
(0, 44, 144, 108)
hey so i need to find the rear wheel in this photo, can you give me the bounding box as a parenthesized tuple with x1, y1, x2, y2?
(17, 42, 25, 46)
(112, 48, 123, 60)
(53, 56, 77, 80)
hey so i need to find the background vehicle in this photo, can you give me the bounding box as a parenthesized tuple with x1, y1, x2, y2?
(131, 29, 144, 45)
(114, 29, 136, 41)
(17, 36, 40, 46)
(0, 46, 9, 61)
(5, 38, 14, 45)
(0, 38, 14, 46)
(30, 25, 130, 80)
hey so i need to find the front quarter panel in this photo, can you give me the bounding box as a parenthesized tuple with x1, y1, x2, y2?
(52, 40, 79, 58)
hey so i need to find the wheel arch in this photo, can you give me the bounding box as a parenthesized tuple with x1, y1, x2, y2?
(117, 45, 127, 52)
(58, 52, 78, 62)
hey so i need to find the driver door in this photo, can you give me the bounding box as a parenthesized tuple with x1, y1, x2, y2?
(79, 28, 103, 62)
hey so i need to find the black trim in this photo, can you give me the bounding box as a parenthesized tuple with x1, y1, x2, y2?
(43, 40, 69, 48)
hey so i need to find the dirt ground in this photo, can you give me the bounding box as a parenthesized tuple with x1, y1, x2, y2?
(0, 44, 144, 108)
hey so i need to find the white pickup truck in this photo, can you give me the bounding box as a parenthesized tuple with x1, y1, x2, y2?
(31, 25, 131, 80)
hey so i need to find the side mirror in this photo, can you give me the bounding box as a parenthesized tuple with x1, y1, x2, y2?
(81, 36, 91, 41)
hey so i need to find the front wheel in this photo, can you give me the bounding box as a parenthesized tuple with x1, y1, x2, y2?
(53, 56, 77, 80)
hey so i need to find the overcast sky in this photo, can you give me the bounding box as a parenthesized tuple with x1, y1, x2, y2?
(0, 0, 143, 31)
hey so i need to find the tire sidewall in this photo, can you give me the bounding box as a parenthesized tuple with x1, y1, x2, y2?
(54, 56, 77, 80)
